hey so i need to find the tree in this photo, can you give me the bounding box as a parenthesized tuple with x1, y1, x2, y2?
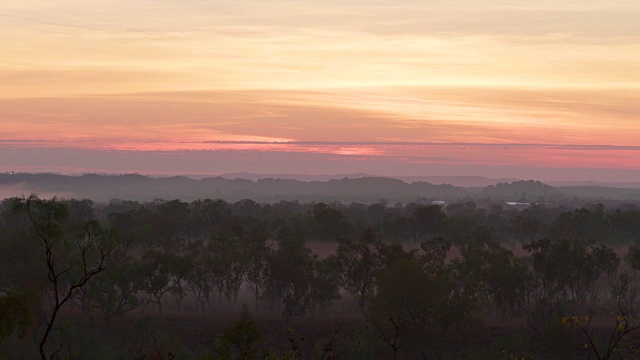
(420, 236, 478, 329)
(369, 259, 431, 359)
(208, 307, 263, 360)
(511, 213, 543, 243)
(13, 195, 110, 360)
(381, 213, 410, 243)
(239, 226, 270, 311)
(146, 199, 190, 251)
(370, 249, 476, 359)
(208, 232, 244, 305)
(454, 230, 530, 319)
(309, 203, 351, 241)
(624, 237, 640, 270)
(562, 312, 640, 360)
(309, 257, 341, 315)
(332, 228, 386, 314)
(0, 291, 34, 341)
(139, 250, 175, 323)
(523, 237, 620, 334)
(410, 205, 446, 244)
(77, 260, 141, 322)
(191, 198, 233, 239)
(184, 240, 213, 311)
(262, 227, 314, 320)
(72, 226, 142, 323)
(167, 253, 192, 310)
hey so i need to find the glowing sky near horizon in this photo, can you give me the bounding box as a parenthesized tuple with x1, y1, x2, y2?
(1, 0, 639, 180)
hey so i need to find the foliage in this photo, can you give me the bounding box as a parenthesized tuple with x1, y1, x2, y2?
(209, 308, 263, 360)
(523, 237, 620, 334)
(11, 195, 111, 359)
(0, 291, 34, 340)
(332, 228, 391, 314)
(262, 228, 316, 319)
(1, 195, 640, 357)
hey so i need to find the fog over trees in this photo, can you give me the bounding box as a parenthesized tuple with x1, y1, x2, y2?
(2, 177, 640, 358)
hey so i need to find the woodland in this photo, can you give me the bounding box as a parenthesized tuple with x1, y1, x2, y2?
(2, 194, 640, 359)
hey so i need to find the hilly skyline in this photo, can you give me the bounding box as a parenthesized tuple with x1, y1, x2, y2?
(2, 173, 639, 203)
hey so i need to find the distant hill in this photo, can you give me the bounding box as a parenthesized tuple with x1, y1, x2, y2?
(482, 180, 562, 201)
(1, 173, 639, 203)
(220, 173, 520, 187)
(548, 181, 640, 189)
(154, 173, 640, 189)
(219, 173, 373, 182)
(0, 173, 468, 203)
(397, 176, 520, 187)
(557, 186, 640, 200)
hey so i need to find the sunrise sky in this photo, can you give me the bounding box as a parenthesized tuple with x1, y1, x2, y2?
(1, 0, 639, 181)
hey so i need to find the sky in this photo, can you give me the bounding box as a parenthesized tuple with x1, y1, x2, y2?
(1, 0, 639, 181)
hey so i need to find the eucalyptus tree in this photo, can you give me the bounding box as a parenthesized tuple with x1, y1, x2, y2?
(331, 228, 384, 314)
(239, 225, 271, 311)
(184, 240, 213, 311)
(208, 232, 244, 305)
(370, 248, 476, 359)
(410, 205, 447, 244)
(80, 260, 141, 322)
(139, 250, 176, 323)
(262, 227, 315, 320)
(191, 198, 233, 238)
(309, 257, 341, 315)
(369, 258, 432, 360)
(12, 196, 111, 360)
(523, 237, 620, 334)
(310, 203, 351, 241)
(0, 291, 33, 342)
(332, 227, 416, 315)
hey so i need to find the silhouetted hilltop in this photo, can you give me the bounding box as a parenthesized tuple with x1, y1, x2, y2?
(219, 173, 520, 187)
(559, 186, 640, 200)
(1, 173, 639, 203)
(0, 173, 469, 202)
(482, 180, 561, 201)
(219, 173, 372, 182)
(398, 175, 521, 187)
(548, 181, 640, 189)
